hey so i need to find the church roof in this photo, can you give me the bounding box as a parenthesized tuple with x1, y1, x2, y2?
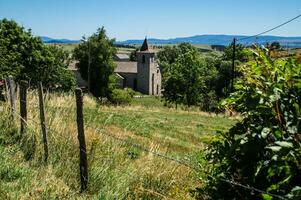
(140, 38, 150, 51)
(114, 53, 130, 61)
(114, 61, 137, 73)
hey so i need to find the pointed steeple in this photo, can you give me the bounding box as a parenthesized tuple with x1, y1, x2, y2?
(140, 37, 149, 51)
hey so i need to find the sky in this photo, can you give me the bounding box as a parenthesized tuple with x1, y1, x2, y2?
(0, 0, 301, 41)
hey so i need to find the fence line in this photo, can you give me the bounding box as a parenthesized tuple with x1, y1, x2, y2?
(3, 81, 288, 200)
(92, 128, 287, 200)
(38, 82, 49, 163)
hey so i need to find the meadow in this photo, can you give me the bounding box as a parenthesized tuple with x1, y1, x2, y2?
(0, 91, 237, 199)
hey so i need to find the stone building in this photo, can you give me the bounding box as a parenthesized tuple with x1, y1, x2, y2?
(70, 38, 162, 95)
(115, 38, 162, 95)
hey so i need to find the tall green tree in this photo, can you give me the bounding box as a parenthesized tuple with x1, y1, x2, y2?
(0, 18, 75, 90)
(163, 46, 206, 107)
(73, 27, 117, 97)
(159, 43, 220, 109)
(157, 43, 197, 73)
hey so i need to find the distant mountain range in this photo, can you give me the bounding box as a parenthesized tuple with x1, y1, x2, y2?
(41, 36, 80, 44)
(116, 35, 301, 48)
(41, 35, 301, 48)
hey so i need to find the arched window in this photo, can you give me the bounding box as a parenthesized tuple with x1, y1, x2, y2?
(142, 55, 146, 64)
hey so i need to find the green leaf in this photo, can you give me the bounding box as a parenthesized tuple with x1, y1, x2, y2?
(275, 141, 293, 148)
(261, 128, 270, 139)
(262, 194, 273, 200)
(266, 146, 282, 152)
(274, 130, 282, 139)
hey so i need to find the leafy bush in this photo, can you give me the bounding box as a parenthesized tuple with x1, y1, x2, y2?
(202, 48, 301, 199)
(108, 89, 132, 105)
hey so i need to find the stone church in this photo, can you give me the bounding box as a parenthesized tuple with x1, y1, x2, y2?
(69, 38, 161, 95)
(114, 38, 162, 95)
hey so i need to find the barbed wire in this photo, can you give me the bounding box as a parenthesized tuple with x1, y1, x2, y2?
(92, 127, 287, 200)
(93, 127, 200, 171)
(7, 98, 288, 200)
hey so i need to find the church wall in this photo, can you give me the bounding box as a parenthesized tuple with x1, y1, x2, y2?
(117, 72, 137, 90)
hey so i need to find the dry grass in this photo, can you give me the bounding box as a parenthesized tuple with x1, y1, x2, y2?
(0, 91, 236, 199)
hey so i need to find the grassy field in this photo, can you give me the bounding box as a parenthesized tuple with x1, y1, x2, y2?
(0, 92, 237, 199)
(46, 42, 219, 56)
(47, 43, 79, 53)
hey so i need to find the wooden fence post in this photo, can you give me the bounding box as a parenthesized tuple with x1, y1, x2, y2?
(75, 88, 88, 192)
(19, 81, 28, 134)
(38, 82, 49, 163)
(4, 79, 9, 102)
(7, 77, 16, 119)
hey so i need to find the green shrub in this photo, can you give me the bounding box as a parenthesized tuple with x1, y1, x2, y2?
(201, 48, 301, 199)
(108, 89, 132, 105)
(125, 88, 139, 98)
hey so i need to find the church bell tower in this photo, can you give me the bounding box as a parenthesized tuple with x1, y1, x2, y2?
(136, 38, 161, 95)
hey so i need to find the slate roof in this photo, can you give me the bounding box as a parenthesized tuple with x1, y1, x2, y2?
(140, 38, 149, 51)
(114, 61, 137, 73)
(115, 53, 130, 61)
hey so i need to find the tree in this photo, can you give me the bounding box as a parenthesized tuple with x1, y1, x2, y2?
(159, 43, 220, 110)
(157, 43, 196, 73)
(202, 48, 301, 199)
(0, 18, 75, 90)
(73, 27, 117, 97)
(223, 43, 249, 62)
(271, 41, 281, 50)
(129, 48, 138, 61)
(163, 47, 206, 107)
(157, 45, 181, 73)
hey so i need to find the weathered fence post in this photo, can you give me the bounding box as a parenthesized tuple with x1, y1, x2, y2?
(38, 82, 49, 163)
(19, 81, 28, 134)
(75, 88, 88, 192)
(4, 78, 9, 102)
(7, 77, 16, 119)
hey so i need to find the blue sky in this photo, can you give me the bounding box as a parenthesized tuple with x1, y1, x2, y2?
(0, 0, 300, 40)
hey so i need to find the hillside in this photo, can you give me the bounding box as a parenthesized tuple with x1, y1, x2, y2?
(0, 92, 236, 199)
(116, 35, 301, 48)
(41, 35, 301, 48)
(41, 36, 80, 44)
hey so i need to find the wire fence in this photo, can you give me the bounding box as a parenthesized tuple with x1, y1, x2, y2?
(1, 79, 289, 200)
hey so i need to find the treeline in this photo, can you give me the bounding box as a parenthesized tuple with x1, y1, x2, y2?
(0, 19, 75, 90)
(157, 43, 250, 111)
(113, 44, 136, 49)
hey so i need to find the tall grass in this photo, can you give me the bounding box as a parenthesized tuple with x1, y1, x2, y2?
(0, 91, 236, 199)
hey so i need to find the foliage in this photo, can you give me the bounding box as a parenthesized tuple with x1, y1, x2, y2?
(157, 43, 197, 73)
(73, 27, 117, 97)
(203, 48, 301, 199)
(223, 42, 250, 62)
(129, 48, 138, 61)
(162, 45, 206, 107)
(271, 42, 281, 50)
(0, 18, 75, 91)
(157, 42, 253, 110)
(108, 89, 132, 105)
(159, 43, 221, 110)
